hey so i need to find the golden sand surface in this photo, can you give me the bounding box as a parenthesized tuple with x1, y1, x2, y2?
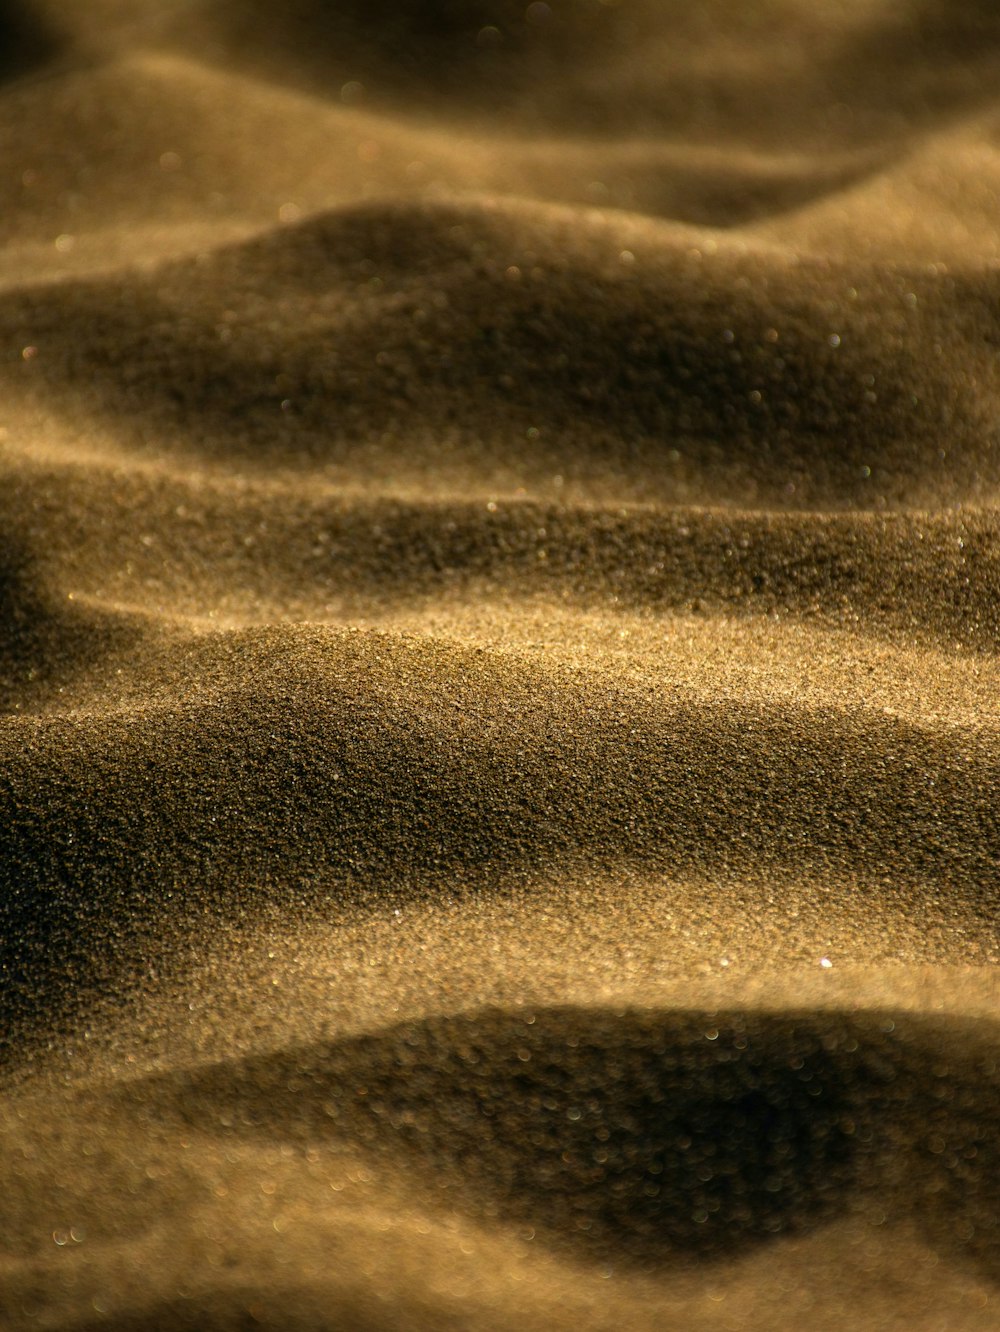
(1, 2, 999, 1327)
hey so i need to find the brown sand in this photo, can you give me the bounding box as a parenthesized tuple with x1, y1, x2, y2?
(1, 2, 999, 1328)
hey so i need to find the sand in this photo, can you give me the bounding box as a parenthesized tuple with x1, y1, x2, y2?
(0, 1, 998, 1328)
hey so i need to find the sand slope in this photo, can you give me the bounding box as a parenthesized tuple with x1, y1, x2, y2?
(1, 2, 998, 1329)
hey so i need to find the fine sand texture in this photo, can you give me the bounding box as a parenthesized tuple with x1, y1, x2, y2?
(1, 2, 999, 1328)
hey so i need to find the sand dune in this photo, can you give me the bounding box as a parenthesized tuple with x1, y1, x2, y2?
(1, 1, 998, 1328)
(7, 195, 1000, 512)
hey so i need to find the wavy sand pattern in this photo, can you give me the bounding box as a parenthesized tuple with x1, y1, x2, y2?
(1, 2, 999, 1328)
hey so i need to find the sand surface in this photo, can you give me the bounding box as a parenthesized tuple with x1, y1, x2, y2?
(1, 2, 999, 1328)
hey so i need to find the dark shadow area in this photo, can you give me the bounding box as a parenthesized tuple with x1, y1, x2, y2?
(917, 1063, 1000, 1283)
(828, 0, 1000, 129)
(182, 0, 651, 123)
(0, 535, 140, 715)
(175, 0, 1000, 145)
(130, 1007, 881, 1265)
(0, 1, 59, 83)
(66, 1288, 400, 1332)
(119, 1005, 1000, 1278)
